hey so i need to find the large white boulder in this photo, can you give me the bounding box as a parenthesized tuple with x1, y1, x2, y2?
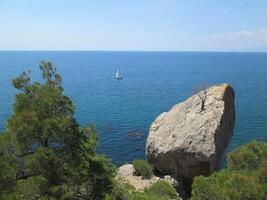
(146, 84, 235, 185)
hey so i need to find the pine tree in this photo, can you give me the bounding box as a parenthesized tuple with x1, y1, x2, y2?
(0, 61, 115, 200)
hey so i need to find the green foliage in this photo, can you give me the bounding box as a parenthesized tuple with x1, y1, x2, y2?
(0, 61, 115, 199)
(133, 159, 153, 179)
(227, 140, 267, 170)
(106, 180, 179, 200)
(144, 180, 178, 199)
(191, 140, 267, 200)
(192, 170, 266, 200)
(104, 180, 135, 200)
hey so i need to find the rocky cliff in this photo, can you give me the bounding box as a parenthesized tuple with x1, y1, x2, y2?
(146, 84, 235, 188)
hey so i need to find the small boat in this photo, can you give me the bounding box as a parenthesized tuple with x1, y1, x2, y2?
(115, 69, 123, 80)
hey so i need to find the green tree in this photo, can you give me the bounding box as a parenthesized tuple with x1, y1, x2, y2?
(0, 61, 115, 200)
(191, 140, 267, 200)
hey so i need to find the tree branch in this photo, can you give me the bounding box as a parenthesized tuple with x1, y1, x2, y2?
(17, 150, 36, 158)
(16, 172, 37, 180)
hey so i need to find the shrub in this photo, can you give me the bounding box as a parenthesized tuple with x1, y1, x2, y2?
(106, 180, 179, 200)
(133, 159, 153, 179)
(191, 170, 266, 200)
(191, 140, 267, 200)
(227, 140, 267, 170)
(144, 180, 178, 199)
(105, 181, 135, 200)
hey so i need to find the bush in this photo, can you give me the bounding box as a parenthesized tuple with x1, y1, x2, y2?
(133, 159, 153, 179)
(144, 180, 178, 199)
(191, 170, 266, 200)
(106, 180, 179, 200)
(105, 181, 135, 200)
(227, 140, 267, 170)
(191, 140, 267, 200)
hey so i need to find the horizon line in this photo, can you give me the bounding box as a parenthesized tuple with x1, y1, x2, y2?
(0, 49, 267, 53)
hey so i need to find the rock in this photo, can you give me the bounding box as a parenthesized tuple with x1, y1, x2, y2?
(116, 164, 182, 199)
(116, 164, 160, 191)
(146, 84, 235, 186)
(117, 164, 135, 177)
(164, 175, 179, 188)
(164, 175, 172, 180)
(126, 130, 144, 139)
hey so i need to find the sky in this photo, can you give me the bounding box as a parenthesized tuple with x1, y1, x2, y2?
(0, 0, 267, 51)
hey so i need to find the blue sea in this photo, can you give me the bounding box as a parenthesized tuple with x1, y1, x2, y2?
(0, 51, 266, 165)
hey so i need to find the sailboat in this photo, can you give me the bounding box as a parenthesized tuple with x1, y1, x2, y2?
(115, 69, 123, 80)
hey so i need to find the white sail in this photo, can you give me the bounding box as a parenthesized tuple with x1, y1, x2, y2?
(116, 70, 120, 78)
(115, 69, 122, 79)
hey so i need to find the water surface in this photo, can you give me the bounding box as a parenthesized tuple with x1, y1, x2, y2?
(0, 51, 266, 165)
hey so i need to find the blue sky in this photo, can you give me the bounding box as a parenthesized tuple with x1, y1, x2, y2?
(0, 0, 267, 51)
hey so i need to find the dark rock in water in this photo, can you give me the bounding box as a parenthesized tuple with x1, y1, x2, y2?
(146, 84, 235, 191)
(102, 123, 116, 134)
(126, 130, 144, 139)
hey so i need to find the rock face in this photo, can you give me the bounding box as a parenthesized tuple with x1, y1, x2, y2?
(146, 84, 235, 185)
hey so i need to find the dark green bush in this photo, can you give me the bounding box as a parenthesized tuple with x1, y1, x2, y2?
(191, 140, 267, 200)
(144, 180, 178, 199)
(105, 181, 135, 200)
(191, 170, 266, 200)
(227, 140, 267, 170)
(133, 159, 153, 179)
(106, 180, 179, 200)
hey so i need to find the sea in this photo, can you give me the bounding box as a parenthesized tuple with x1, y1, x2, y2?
(0, 51, 266, 165)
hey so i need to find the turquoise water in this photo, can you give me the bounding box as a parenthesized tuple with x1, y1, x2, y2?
(0, 51, 267, 165)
